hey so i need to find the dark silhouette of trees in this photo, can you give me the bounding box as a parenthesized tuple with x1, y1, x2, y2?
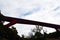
(25, 25, 60, 40)
(0, 22, 21, 40)
(47, 29, 60, 39)
(0, 13, 21, 40)
(0, 12, 60, 40)
(26, 25, 45, 40)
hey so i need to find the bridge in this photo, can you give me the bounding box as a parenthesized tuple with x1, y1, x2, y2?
(0, 11, 60, 29)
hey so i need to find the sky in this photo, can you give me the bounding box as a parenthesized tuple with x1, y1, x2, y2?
(0, 0, 60, 36)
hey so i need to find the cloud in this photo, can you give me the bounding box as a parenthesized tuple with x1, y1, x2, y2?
(54, 7, 60, 11)
(0, 0, 41, 18)
(1, 0, 60, 36)
(23, 0, 60, 25)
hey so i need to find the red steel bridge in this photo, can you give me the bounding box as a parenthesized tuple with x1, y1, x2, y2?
(0, 12, 60, 29)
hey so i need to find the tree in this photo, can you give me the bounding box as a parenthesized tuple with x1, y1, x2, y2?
(0, 12, 21, 40)
(27, 25, 44, 40)
(48, 29, 60, 39)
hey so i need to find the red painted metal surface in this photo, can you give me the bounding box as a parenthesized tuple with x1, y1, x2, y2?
(4, 19, 17, 27)
(2, 16, 60, 29)
(0, 11, 60, 29)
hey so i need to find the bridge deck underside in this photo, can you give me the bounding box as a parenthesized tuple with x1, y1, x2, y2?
(2, 16, 60, 29)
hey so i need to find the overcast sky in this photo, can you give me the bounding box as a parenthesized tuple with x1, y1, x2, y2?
(0, 0, 60, 36)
